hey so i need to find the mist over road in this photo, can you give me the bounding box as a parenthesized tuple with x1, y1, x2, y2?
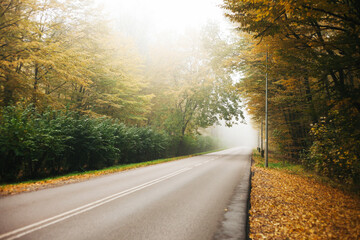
(0, 147, 251, 240)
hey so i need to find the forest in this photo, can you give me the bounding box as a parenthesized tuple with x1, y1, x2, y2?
(1, 0, 359, 189)
(223, 0, 360, 187)
(0, 0, 242, 182)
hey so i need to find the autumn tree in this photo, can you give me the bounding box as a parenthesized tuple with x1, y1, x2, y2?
(0, 0, 95, 108)
(223, 0, 360, 111)
(143, 25, 243, 153)
(0, 0, 151, 123)
(0, 0, 38, 106)
(223, 0, 360, 184)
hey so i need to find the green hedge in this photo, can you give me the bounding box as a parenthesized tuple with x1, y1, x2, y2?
(0, 105, 218, 182)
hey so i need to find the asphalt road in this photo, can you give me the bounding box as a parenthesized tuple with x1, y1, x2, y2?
(0, 147, 252, 240)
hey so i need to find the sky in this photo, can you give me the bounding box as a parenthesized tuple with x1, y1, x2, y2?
(95, 0, 226, 33)
(94, 0, 258, 148)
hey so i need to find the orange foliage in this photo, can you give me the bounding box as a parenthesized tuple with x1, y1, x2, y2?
(250, 167, 360, 239)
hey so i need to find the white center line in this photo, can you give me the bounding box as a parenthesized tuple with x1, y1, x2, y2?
(0, 167, 193, 240)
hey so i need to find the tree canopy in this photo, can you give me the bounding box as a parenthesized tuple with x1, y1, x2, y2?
(145, 26, 243, 137)
(0, 0, 246, 181)
(0, 0, 152, 124)
(223, 0, 360, 185)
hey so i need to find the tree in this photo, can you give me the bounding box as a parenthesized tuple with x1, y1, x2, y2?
(0, 0, 152, 124)
(145, 26, 243, 139)
(223, 0, 360, 184)
(0, 0, 38, 106)
(0, 0, 93, 108)
(223, 0, 360, 112)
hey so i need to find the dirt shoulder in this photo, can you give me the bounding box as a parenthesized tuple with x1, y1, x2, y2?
(249, 163, 360, 239)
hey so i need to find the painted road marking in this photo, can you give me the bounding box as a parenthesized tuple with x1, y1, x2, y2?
(1, 158, 217, 240)
(0, 167, 192, 240)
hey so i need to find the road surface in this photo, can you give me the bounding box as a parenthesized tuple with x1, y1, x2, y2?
(0, 147, 251, 240)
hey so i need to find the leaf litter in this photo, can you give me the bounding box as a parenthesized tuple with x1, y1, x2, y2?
(0, 154, 197, 196)
(0, 164, 158, 196)
(249, 166, 360, 239)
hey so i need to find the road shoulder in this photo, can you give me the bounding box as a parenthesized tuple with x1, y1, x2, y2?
(213, 156, 251, 240)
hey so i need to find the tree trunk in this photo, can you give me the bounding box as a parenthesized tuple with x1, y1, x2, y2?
(304, 75, 318, 122)
(3, 76, 14, 107)
(32, 63, 39, 105)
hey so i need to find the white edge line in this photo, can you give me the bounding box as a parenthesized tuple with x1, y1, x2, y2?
(0, 167, 192, 240)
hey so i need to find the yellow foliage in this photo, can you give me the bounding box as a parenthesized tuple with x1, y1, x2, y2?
(250, 167, 360, 239)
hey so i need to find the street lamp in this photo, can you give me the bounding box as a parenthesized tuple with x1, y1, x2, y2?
(265, 50, 269, 168)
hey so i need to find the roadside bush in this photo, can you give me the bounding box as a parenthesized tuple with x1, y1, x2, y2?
(303, 109, 360, 186)
(115, 126, 170, 163)
(0, 105, 218, 183)
(0, 105, 36, 181)
(177, 135, 217, 156)
(0, 106, 120, 180)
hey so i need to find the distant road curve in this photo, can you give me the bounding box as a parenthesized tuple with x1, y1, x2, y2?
(0, 147, 252, 240)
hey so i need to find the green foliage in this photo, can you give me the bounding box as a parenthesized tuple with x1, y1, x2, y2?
(145, 24, 243, 137)
(117, 126, 170, 163)
(303, 109, 360, 185)
(176, 135, 217, 156)
(0, 105, 218, 182)
(0, 2, 235, 183)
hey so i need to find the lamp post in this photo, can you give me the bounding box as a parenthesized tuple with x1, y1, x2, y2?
(260, 122, 264, 157)
(265, 50, 269, 168)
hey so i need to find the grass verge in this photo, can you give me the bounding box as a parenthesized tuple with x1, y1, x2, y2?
(252, 150, 306, 175)
(0, 150, 219, 196)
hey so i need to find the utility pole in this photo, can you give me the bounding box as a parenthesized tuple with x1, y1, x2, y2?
(257, 126, 260, 153)
(260, 122, 264, 157)
(265, 49, 269, 168)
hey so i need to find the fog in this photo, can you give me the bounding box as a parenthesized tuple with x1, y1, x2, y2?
(94, 0, 258, 149)
(211, 114, 258, 149)
(95, 0, 225, 34)
(95, 0, 231, 53)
